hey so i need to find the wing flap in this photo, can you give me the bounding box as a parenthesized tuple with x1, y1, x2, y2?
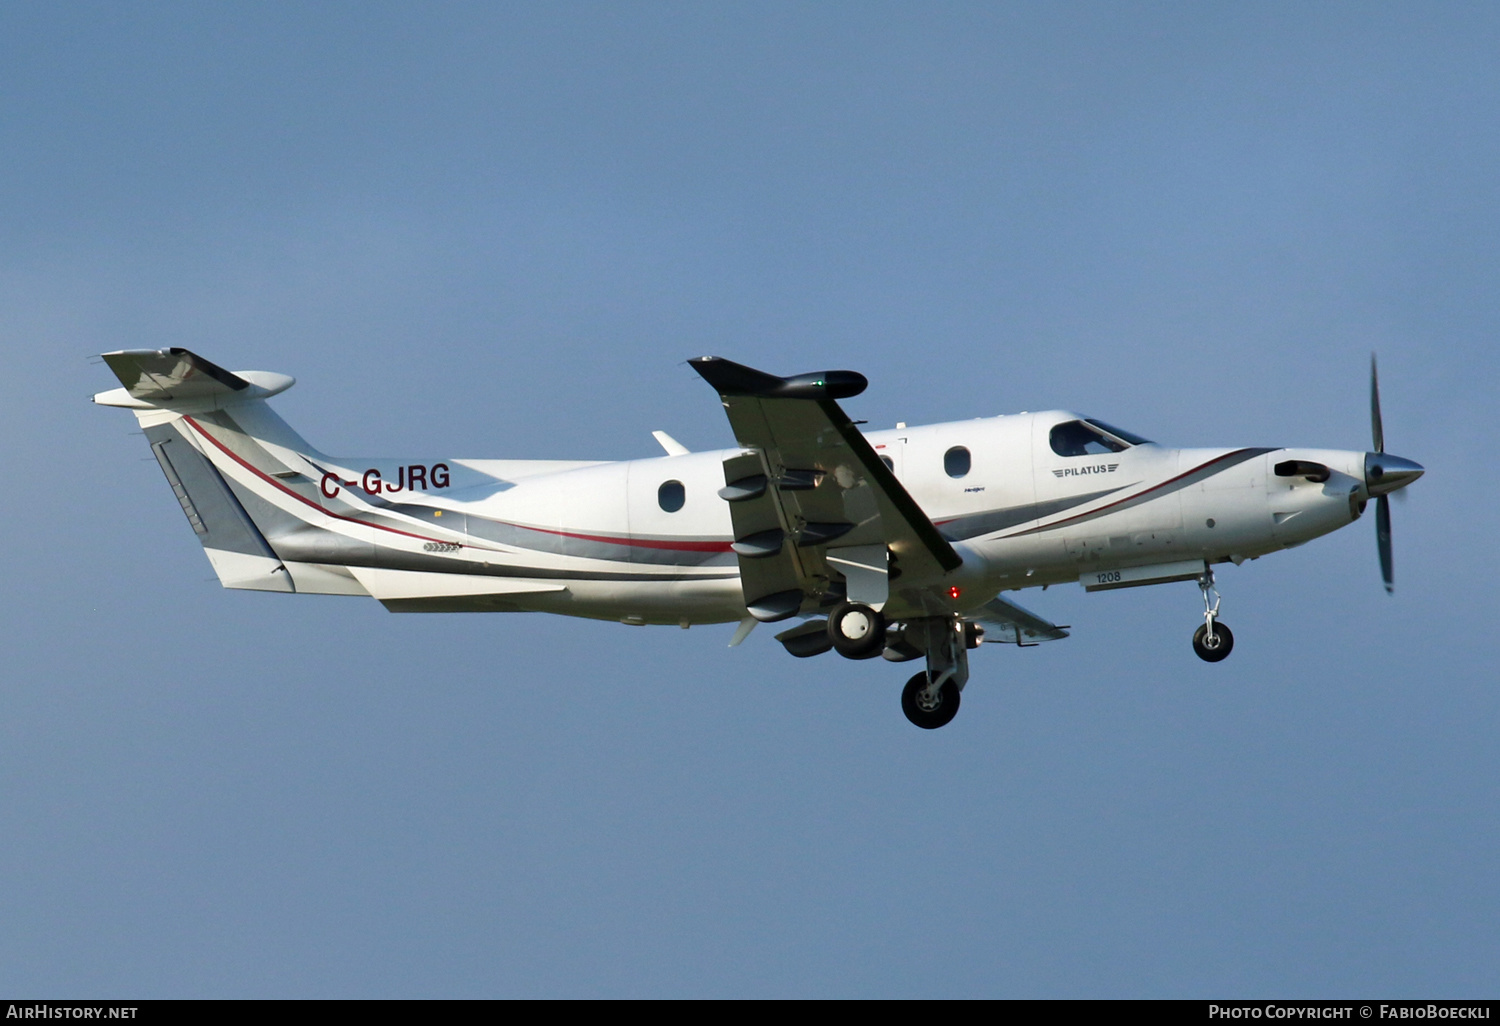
(718, 450, 807, 620)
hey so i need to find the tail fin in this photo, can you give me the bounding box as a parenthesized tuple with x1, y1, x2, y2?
(96, 349, 319, 593)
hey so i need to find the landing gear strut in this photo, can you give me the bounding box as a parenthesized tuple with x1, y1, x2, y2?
(1193, 569, 1234, 662)
(898, 617, 969, 728)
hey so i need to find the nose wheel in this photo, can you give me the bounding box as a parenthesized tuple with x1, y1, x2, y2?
(1193, 570, 1234, 662)
(1193, 621, 1234, 661)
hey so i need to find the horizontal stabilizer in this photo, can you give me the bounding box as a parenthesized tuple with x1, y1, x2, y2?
(95, 348, 294, 408)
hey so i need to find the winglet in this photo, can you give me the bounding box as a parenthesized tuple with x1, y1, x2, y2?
(690, 356, 867, 401)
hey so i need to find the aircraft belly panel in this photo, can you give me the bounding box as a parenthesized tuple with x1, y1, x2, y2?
(514, 577, 746, 625)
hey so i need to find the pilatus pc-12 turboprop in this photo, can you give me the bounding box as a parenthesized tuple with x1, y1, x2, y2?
(95, 350, 1422, 729)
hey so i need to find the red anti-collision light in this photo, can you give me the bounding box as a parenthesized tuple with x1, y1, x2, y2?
(948, 586, 962, 599)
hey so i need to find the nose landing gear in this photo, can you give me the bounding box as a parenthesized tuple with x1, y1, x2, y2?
(1193, 569, 1234, 662)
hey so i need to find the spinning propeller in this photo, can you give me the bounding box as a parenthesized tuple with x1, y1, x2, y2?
(1365, 355, 1424, 593)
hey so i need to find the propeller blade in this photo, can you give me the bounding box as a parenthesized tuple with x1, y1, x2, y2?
(1376, 494, 1393, 594)
(1370, 353, 1385, 454)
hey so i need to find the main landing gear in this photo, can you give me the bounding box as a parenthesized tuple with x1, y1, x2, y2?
(802, 604, 973, 728)
(827, 601, 885, 659)
(897, 618, 971, 728)
(1193, 569, 1234, 662)
(902, 673, 960, 730)
(828, 609, 966, 729)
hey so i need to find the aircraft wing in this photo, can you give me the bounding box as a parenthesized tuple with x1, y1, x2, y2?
(690, 356, 962, 622)
(966, 594, 1071, 645)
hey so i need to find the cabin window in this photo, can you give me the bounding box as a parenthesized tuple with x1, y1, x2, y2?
(658, 480, 685, 513)
(943, 446, 971, 478)
(880, 455, 895, 472)
(1049, 419, 1149, 457)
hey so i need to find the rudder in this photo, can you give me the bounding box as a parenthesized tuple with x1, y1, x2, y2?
(144, 421, 294, 592)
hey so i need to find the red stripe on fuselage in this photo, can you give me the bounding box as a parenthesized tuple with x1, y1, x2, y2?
(531, 527, 733, 553)
(183, 417, 734, 554)
(182, 416, 454, 546)
(1012, 448, 1262, 535)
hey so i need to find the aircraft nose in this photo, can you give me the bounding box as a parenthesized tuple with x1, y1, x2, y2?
(1365, 453, 1424, 496)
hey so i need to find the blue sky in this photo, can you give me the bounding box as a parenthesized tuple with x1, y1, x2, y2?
(1, 2, 1496, 996)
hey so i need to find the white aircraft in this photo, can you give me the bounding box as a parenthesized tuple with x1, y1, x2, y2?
(95, 349, 1422, 729)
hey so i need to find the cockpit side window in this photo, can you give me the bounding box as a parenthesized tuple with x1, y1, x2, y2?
(1083, 419, 1152, 446)
(1049, 419, 1145, 457)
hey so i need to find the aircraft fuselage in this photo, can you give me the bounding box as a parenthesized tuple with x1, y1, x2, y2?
(267, 411, 1368, 624)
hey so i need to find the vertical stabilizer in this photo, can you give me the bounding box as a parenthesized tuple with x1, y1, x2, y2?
(96, 348, 307, 593)
(144, 420, 295, 592)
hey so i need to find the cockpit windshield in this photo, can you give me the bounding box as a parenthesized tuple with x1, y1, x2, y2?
(1049, 418, 1153, 457)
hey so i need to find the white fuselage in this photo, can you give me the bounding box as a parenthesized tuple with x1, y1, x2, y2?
(249, 409, 1366, 625)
